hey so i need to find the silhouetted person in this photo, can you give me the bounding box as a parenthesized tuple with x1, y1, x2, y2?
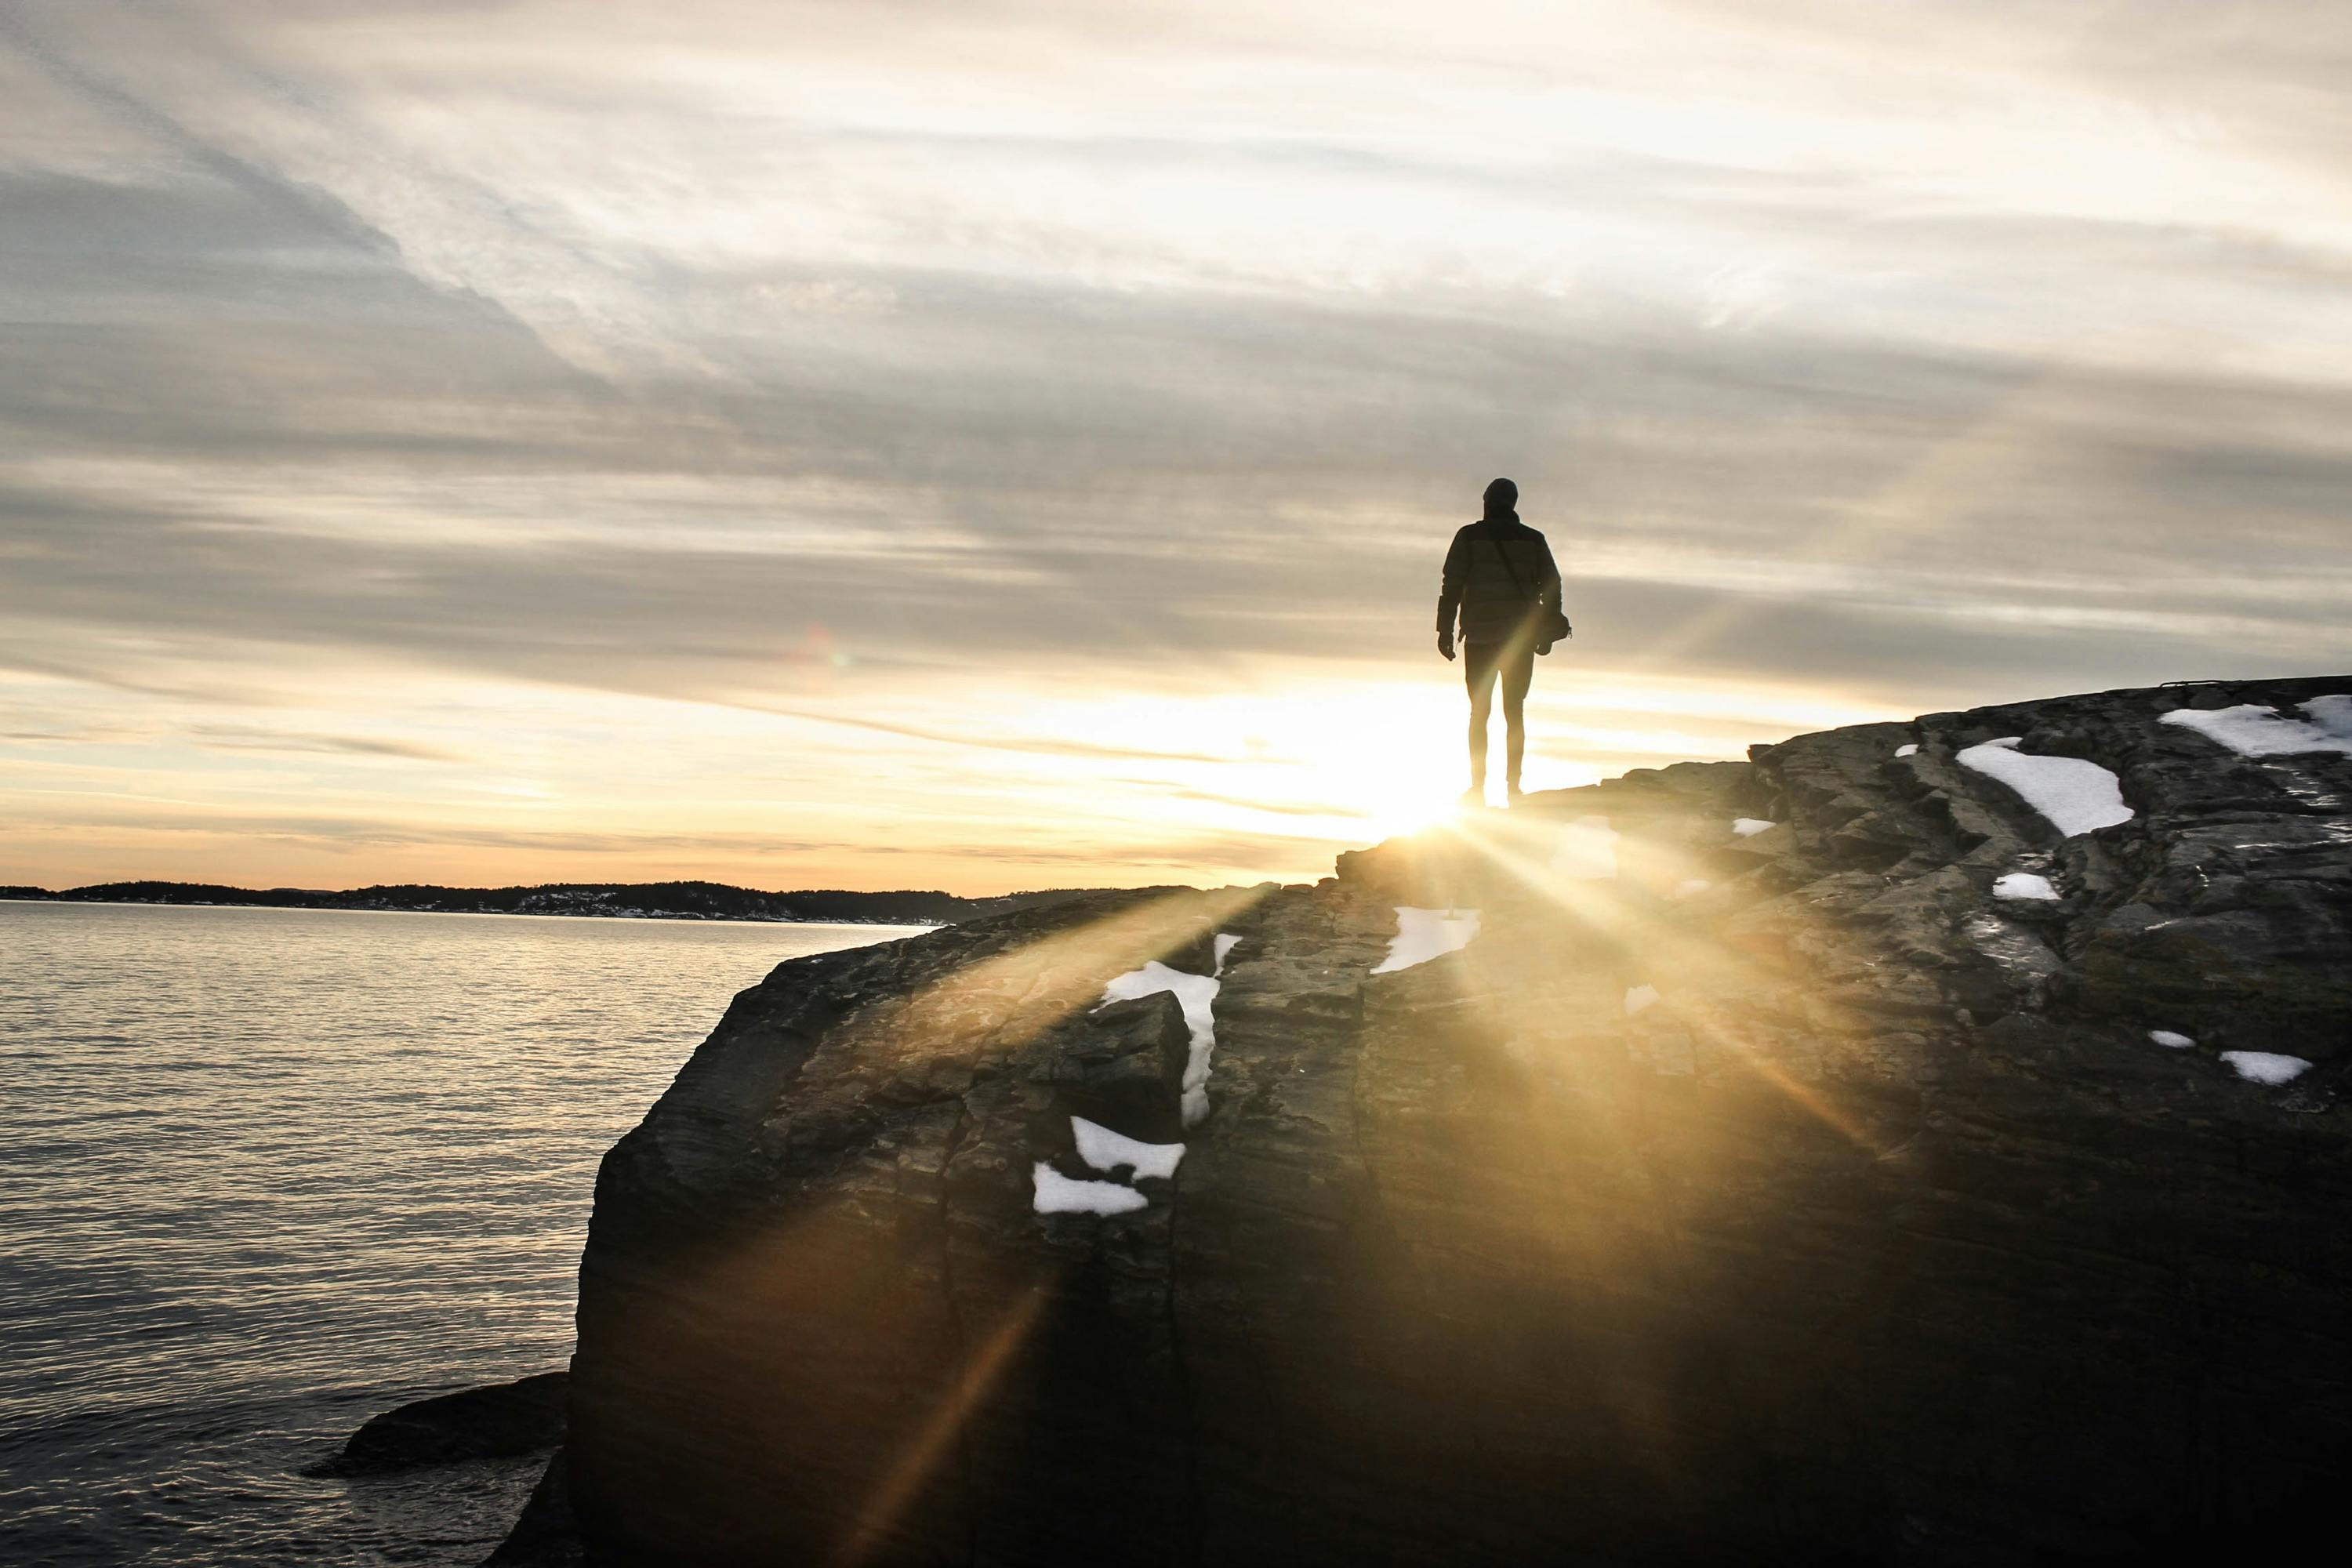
(1436, 477, 1566, 805)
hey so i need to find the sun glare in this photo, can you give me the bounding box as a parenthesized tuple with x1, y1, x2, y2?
(763, 662, 1891, 887)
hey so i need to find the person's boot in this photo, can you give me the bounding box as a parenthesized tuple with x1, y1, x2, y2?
(1505, 779, 1524, 808)
(1459, 785, 1486, 810)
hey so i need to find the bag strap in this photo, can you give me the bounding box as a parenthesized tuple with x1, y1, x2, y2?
(1486, 529, 1534, 601)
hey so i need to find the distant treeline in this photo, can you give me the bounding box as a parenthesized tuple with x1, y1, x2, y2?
(0, 879, 1094, 926)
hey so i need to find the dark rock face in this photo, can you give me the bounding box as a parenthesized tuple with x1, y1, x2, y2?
(309, 1371, 567, 1475)
(485, 1450, 586, 1566)
(558, 680, 2350, 1565)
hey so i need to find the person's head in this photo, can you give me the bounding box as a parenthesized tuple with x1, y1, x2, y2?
(1483, 477, 1517, 521)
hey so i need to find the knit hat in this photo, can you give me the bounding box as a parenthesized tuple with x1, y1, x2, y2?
(1482, 477, 1518, 521)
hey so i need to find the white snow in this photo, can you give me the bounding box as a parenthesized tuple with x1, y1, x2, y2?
(2147, 1029, 2195, 1049)
(1896, 743, 1919, 758)
(1550, 815, 1619, 880)
(1992, 872, 2060, 901)
(1069, 1116, 1184, 1181)
(1955, 737, 2134, 837)
(2220, 1051, 2312, 1086)
(2159, 698, 2352, 758)
(1101, 960, 1223, 1129)
(1213, 933, 1241, 974)
(1624, 984, 1660, 1015)
(1732, 818, 1775, 837)
(1102, 960, 1218, 1054)
(1032, 1161, 1149, 1216)
(1370, 906, 1480, 975)
(1673, 878, 1711, 899)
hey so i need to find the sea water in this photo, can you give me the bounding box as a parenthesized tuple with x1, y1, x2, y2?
(0, 900, 918, 1565)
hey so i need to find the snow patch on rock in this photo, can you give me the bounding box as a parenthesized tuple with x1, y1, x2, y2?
(1732, 818, 1775, 837)
(1032, 1162, 1149, 1215)
(2148, 1029, 2195, 1049)
(2220, 1051, 2312, 1086)
(1624, 984, 1660, 1015)
(1993, 872, 2060, 902)
(1896, 742, 1919, 758)
(1372, 907, 1480, 975)
(1101, 960, 1222, 1129)
(1070, 1116, 1184, 1181)
(1102, 961, 1217, 1052)
(2160, 699, 2352, 758)
(1956, 738, 2134, 837)
(1213, 932, 1242, 974)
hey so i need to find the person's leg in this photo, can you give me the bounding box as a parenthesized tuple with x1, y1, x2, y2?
(1464, 643, 1499, 798)
(1500, 639, 1535, 799)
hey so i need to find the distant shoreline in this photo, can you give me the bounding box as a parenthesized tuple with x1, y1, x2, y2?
(0, 879, 1101, 928)
(0, 897, 939, 928)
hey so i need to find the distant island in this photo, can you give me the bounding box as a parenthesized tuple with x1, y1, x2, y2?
(0, 879, 1108, 926)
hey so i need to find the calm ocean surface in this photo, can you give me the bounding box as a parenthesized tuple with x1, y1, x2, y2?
(0, 900, 918, 1566)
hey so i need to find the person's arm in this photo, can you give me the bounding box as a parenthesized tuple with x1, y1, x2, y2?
(1436, 528, 1468, 658)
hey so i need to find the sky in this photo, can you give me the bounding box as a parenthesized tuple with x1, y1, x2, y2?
(3, 0, 2348, 895)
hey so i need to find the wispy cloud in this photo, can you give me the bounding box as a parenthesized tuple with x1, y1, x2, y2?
(746, 705, 1238, 766)
(182, 724, 470, 763)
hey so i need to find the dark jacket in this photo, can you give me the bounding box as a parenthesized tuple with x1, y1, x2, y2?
(1437, 518, 1563, 646)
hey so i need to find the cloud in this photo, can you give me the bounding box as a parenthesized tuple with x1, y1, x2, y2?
(3, 298, 2345, 713)
(1162, 787, 1356, 819)
(3, 0, 2349, 887)
(746, 705, 1237, 765)
(182, 724, 470, 763)
(0, 800, 872, 858)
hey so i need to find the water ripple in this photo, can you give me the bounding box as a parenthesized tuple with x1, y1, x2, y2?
(0, 901, 912, 1565)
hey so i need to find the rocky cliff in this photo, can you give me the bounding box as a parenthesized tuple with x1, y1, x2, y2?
(530, 677, 2350, 1566)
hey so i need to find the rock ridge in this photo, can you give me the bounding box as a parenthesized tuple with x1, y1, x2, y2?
(520, 677, 2350, 1566)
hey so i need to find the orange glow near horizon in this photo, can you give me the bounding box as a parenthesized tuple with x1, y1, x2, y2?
(0, 655, 1899, 896)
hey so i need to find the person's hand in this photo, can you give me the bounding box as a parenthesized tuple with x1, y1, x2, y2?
(1437, 632, 1455, 662)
